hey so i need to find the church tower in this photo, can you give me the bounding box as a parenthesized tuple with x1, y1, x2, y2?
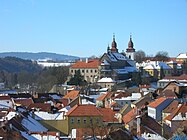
(126, 35, 135, 60)
(110, 34, 118, 53)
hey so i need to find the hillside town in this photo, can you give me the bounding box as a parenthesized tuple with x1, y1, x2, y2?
(0, 35, 187, 140)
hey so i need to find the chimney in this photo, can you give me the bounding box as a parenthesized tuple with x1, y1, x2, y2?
(86, 58, 88, 63)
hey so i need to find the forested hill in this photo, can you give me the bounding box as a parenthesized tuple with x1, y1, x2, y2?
(0, 52, 79, 61)
(0, 57, 42, 73)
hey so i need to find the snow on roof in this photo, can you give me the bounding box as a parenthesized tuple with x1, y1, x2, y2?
(124, 67, 138, 72)
(97, 77, 116, 83)
(20, 131, 38, 140)
(177, 53, 187, 59)
(107, 53, 117, 62)
(6, 111, 17, 120)
(143, 61, 172, 70)
(101, 59, 110, 66)
(34, 111, 64, 120)
(49, 94, 62, 100)
(126, 59, 136, 67)
(114, 93, 141, 101)
(112, 53, 127, 60)
(81, 99, 95, 105)
(21, 115, 48, 132)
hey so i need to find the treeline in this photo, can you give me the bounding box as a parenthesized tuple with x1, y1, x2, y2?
(0, 57, 69, 92)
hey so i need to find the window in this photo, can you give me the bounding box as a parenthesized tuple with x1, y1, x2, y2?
(86, 70, 88, 73)
(71, 70, 73, 73)
(83, 118, 87, 124)
(90, 118, 93, 124)
(77, 118, 81, 124)
(82, 70, 84, 73)
(71, 118, 74, 124)
(95, 70, 97, 73)
(96, 118, 99, 123)
(90, 70, 93, 73)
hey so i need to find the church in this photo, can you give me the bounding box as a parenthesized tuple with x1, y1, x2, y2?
(69, 34, 138, 84)
(99, 34, 138, 81)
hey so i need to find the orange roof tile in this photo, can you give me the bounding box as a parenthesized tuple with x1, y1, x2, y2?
(71, 59, 100, 69)
(63, 90, 80, 100)
(66, 104, 103, 117)
(148, 97, 167, 108)
(98, 108, 118, 122)
(123, 107, 138, 124)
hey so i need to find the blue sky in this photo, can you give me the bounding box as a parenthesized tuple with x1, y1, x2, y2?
(0, 0, 187, 57)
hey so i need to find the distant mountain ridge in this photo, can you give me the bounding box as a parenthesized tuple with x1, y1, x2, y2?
(0, 52, 80, 61)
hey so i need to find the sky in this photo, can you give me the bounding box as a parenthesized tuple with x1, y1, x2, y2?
(0, 0, 187, 57)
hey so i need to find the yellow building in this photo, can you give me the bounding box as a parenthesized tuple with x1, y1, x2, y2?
(65, 104, 103, 135)
(142, 61, 172, 79)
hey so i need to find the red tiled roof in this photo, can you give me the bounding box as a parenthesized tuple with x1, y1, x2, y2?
(163, 100, 179, 113)
(96, 94, 107, 101)
(27, 103, 51, 112)
(63, 90, 80, 100)
(148, 97, 167, 108)
(164, 103, 187, 121)
(57, 98, 69, 107)
(66, 104, 103, 117)
(0, 95, 11, 100)
(98, 108, 118, 122)
(13, 98, 34, 107)
(159, 90, 177, 98)
(71, 59, 100, 69)
(123, 107, 138, 124)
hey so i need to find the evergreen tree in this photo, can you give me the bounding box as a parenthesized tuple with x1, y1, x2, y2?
(68, 70, 87, 86)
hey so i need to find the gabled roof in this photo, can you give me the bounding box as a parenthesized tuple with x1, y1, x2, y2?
(164, 103, 187, 121)
(0, 95, 11, 100)
(66, 104, 103, 117)
(63, 90, 80, 100)
(13, 98, 34, 107)
(27, 103, 51, 112)
(71, 59, 100, 69)
(98, 108, 118, 122)
(148, 97, 167, 108)
(158, 90, 177, 98)
(96, 92, 114, 101)
(163, 100, 179, 113)
(122, 107, 138, 124)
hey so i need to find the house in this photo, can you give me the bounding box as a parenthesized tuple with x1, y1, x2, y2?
(65, 104, 103, 135)
(122, 107, 138, 130)
(0, 95, 14, 109)
(140, 61, 172, 80)
(164, 103, 187, 132)
(114, 93, 142, 107)
(148, 97, 173, 121)
(162, 100, 179, 120)
(157, 74, 187, 88)
(96, 92, 114, 108)
(160, 81, 187, 98)
(13, 98, 34, 108)
(69, 59, 100, 83)
(176, 53, 187, 63)
(97, 77, 116, 90)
